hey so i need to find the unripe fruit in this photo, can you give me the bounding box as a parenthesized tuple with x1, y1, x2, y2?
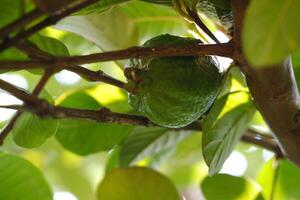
(125, 34, 223, 128)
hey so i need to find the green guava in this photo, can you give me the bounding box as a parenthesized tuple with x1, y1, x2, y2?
(125, 34, 223, 128)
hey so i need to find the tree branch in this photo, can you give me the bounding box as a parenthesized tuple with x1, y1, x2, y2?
(231, 0, 300, 166)
(16, 41, 127, 89)
(0, 76, 282, 154)
(0, 0, 97, 52)
(242, 130, 283, 158)
(0, 42, 234, 70)
(0, 70, 53, 144)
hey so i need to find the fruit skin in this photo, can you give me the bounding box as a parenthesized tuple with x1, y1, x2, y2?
(33, 0, 75, 13)
(126, 34, 223, 128)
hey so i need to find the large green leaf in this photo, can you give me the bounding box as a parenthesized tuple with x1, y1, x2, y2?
(97, 167, 181, 200)
(12, 91, 59, 148)
(243, 0, 300, 66)
(201, 174, 260, 200)
(55, 90, 134, 156)
(202, 92, 255, 175)
(0, 0, 21, 27)
(120, 126, 191, 166)
(257, 158, 300, 200)
(0, 151, 52, 200)
(55, 1, 187, 55)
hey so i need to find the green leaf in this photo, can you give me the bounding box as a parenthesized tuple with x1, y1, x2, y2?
(243, 0, 300, 66)
(257, 158, 300, 200)
(201, 174, 260, 200)
(97, 167, 181, 200)
(120, 126, 191, 166)
(202, 92, 255, 175)
(55, 90, 134, 156)
(79, 0, 129, 14)
(28, 34, 70, 74)
(0, 48, 27, 61)
(29, 34, 70, 57)
(0, 0, 21, 27)
(105, 146, 121, 173)
(56, 1, 187, 57)
(12, 91, 59, 148)
(0, 151, 52, 200)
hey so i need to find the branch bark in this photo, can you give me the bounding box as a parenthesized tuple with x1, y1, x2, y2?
(231, 0, 300, 166)
(0, 42, 234, 70)
(0, 0, 97, 52)
(0, 75, 281, 154)
(0, 70, 53, 144)
(16, 41, 127, 89)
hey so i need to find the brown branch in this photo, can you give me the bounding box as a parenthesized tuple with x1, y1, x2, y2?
(0, 42, 234, 70)
(0, 79, 41, 105)
(0, 9, 43, 39)
(0, 71, 53, 144)
(0, 101, 283, 155)
(0, 75, 282, 153)
(0, 0, 97, 52)
(187, 9, 220, 44)
(68, 66, 126, 89)
(16, 41, 127, 89)
(242, 130, 283, 158)
(231, 0, 300, 166)
(0, 79, 151, 126)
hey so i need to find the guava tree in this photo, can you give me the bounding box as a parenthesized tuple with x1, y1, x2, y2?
(0, 0, 299, 199)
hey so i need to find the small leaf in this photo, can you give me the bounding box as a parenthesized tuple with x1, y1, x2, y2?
(55, 90, 134, 156)
(0, 151, 52, 200)
(243, 0, 300, 66)
(201, 174, 260, 200)
(257, 158, 300, 200)
(97, 167, 181, 200)
(202, 92, 255, 175)
(120, 126, 191, 166)
(12, 91, 59, 148)
(29, 34, 69, 57)
(28, 34, 70, 74)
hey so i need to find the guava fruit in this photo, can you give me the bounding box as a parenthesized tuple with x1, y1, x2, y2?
(125, 34, 223, 128)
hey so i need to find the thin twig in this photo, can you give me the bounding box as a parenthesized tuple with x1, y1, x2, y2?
(187, 9, 220, 43)
(0, 79, 151, 126)
(0, 0, 97, 52)
(0, 71, 53, 144)
(16, 41, 127, 89)
(241, 130, 284, 158)
(68, 66, 126, 89)
(0, 79, 41, 105)
(0, 42, 234, 70)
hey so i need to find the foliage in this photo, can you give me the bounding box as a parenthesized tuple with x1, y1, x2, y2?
(0, 0, 299, 200)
